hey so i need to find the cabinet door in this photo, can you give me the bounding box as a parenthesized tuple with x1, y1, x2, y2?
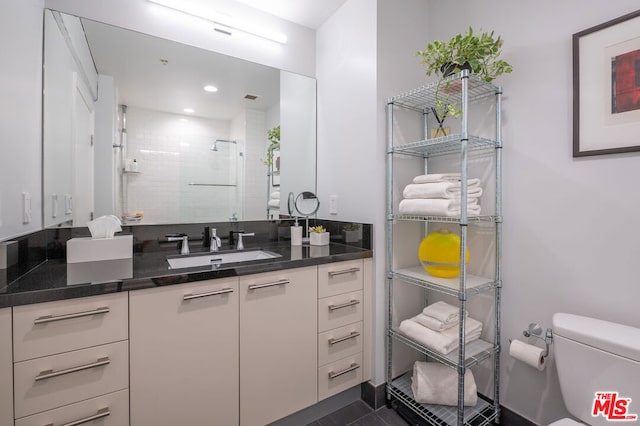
(240, 267, 317, 426)
(130, 278, 239, 426)
(0, 308, 12, 426)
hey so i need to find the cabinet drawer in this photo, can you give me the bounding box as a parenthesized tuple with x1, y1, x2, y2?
(318, 322, 363, 367)
(15, 389, 129, 426)
(318, 353, 363, 401)
(13, 292, 128, 361)
(318, 291, 363, 332)
(14, 340, 128, 418)
(318, 260, 363, 298)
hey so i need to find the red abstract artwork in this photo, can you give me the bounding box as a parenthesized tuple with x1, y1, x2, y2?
(612, 48, 640, 113)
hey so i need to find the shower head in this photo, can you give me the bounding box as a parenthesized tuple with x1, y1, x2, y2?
(211, 139, 236, 152)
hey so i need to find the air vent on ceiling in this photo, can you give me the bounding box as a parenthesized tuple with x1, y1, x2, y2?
(244, 94, 259, 100)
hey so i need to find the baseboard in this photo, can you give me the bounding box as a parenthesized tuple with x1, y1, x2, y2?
(361, 381, 386, 410)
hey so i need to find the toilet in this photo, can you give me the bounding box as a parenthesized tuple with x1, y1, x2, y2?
(549, 313, 640, 426)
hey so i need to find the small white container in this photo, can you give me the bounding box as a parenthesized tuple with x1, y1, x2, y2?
(310, 232, 330, 246)
(291, 226, 302, 246)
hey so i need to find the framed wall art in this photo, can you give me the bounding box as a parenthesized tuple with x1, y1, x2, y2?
(573, 9, 640, 157)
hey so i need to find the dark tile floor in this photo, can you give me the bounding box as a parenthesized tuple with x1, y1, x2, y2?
(307, 400, 409, 426)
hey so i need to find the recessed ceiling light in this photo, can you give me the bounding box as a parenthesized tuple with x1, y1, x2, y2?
(204, 85, 218, 93)
(183, 108, 195, 113)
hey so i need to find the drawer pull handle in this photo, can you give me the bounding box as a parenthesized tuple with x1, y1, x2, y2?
(328, 299, 360, 311)
(328, 267, 360, 277)
(328, 362, 360, 379)
(183, 287, 234, 300)
(328, 331, 360, 345)
(35, 357, 110, 382)
(44, 407, 111, 426)
(248, 279, 290, 290)
(34, 306, 110, 324)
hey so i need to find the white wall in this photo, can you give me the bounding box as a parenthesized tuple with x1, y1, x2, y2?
(0, 0, 44, 239)
(424, 1, 640, 423)
(44, 0, 316, 77)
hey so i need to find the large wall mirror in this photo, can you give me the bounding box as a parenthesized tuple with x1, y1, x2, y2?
(43, 9, 316, 228)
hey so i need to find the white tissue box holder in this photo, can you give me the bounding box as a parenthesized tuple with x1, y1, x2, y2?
(66, 235, 133, 263)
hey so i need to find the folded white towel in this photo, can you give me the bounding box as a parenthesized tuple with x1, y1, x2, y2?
(415, 313, 457, 332)
(398, 199, 481, 217)
(411, 362, 478, 406)
(403, 180, 482, 200)
(413, 173, 461, 184)
(268, 199, 280, 208)
(270, 191, 280, 200)
(422, 301, 461, 323)
(413, 301, 467, 331)
(398, 316, 483, 355)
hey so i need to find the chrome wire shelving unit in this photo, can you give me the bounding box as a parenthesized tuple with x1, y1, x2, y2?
(385, 71, 503, 426)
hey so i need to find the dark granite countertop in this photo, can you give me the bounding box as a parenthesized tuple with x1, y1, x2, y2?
(0, 241, 372, 308)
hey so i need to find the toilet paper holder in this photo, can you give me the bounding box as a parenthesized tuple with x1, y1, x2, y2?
(512, 323, 554, 357)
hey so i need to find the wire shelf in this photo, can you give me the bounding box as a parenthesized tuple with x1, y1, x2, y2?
(389, 330, 497, 369)
(390, 214, 500, 224)
(391, 266, 497, 298)
(388, 372, 498, 426)
(391, 134, 499, 158)
(387, 73, 499, 112)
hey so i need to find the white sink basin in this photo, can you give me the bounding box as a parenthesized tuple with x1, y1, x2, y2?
(167, 249, 281, 269)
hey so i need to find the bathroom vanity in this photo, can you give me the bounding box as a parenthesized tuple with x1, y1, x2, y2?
(0, 225, 373, 426)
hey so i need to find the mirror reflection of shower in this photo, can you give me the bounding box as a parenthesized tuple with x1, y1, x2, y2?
(211, 139, 236, 152)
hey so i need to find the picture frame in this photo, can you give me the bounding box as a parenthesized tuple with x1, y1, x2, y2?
(573, 9, 640, 157)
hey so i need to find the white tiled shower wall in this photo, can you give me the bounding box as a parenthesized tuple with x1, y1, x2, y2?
(123, 106, 271, 224)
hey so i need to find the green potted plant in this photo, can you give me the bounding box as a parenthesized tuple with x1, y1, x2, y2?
(309, 225, 329, 246)
(263, 125, 280, 167)
(415, 27, 513, 136)
(342, 223, 362, 243)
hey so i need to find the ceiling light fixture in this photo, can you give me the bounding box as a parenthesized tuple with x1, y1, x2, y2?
(148, 0, 288, 44)
(203, 85, 218, 93)
(183, 108, 195, 113)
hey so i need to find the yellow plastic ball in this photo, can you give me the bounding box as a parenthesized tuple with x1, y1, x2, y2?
(418, 228, 469, 278)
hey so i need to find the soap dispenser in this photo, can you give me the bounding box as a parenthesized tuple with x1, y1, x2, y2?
(291, 217, 302, 246)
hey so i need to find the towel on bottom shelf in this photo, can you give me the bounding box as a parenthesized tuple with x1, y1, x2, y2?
(398, 316, 483, 355)
(398, 198, 481, 217)
(411, 361, 478, 406)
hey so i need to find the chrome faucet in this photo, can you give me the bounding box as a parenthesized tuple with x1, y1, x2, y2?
(231, 231, 255, 250)
(209, 228, 222, 252)
(166, 234, 190, 255)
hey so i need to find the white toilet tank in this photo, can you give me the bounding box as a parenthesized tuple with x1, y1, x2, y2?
(553, 313, 640, 425)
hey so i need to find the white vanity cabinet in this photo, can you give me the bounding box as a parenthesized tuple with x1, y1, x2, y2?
(239, 266, 318, 426)
(316, 259, 372, 401)
(0, 308, 12, 426)
(12, 292, 129, 424)
(129, 277, 239, 426)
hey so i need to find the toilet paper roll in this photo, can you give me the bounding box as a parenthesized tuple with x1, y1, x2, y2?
(509, 339, 546, 371)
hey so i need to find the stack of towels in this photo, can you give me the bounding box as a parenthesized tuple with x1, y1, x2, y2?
(398, 173, 482, 217)
(398, 301, 483, 355)
(268, 190, 280, 209)
(411, 361, 478, 406)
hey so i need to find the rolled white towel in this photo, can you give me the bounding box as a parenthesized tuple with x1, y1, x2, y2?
(398, 316, 483, 355)
(413, 173, 461, 184)
(403, 180, 482, 199)
(398, 199, 481, 217)
(411, 361, 478, 406)
(268, 199, 280, 208)
(270, 191, 281, 200)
